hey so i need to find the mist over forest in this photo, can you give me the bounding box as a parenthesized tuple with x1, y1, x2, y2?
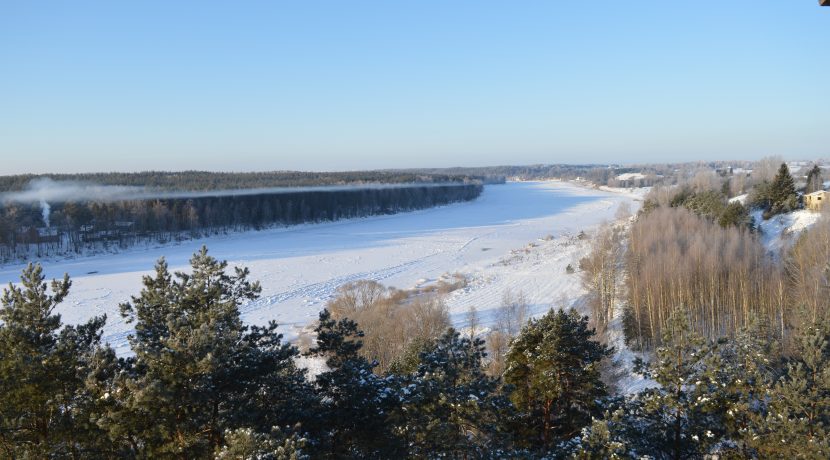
(0, 171, 485, 262)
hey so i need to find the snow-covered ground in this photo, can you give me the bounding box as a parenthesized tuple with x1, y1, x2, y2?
(755, 209, 823, 255)
(0, 181, 640, 356)
(615, 172, 646, 181)
(728, 193, 748, 205)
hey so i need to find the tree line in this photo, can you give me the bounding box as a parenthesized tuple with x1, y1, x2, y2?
(0, 184, 482, 262)
(0, 171, 485, 193)
(2, 249, 829, 458)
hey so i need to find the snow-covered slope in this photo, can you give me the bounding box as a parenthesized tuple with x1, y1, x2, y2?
(0, 181, 639, 355)
(728, 194, 748, 204)
(756, 209, 822, 255)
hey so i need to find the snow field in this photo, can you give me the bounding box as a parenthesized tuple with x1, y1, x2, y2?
(0, 181, 641, 356)
(755, 209, 823, 255)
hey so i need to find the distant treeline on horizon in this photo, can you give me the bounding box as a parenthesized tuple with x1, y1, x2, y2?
(0, 161, 761, 193)
(0, 170, 497, 193)
(0, 163, 644, 192)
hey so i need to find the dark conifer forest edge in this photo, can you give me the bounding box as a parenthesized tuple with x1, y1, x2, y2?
(0, 183, 483, 262)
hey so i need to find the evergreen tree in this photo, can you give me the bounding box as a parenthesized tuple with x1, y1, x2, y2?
(721, 178, 732, 198)
(560, 409, 629, 459)
(307, 309, 403, 458)
(704, 322, 777, 458)
(573, 316, 780, 459)
(681, 190, 726, 221)
(386, 336, 433, 375)
(0, 264, 110, 458)
(805, 164, 824, 194)
(503, 308, 612, 449)
(746, 320, 830, 458)
(569, 313, 726, 458)
(629, 313, 725, 458)
(399, 329, 512, 457)
(216, 427, 309, 460)
(98, 247, 309, 458)
(717, 201, 753, 230)
(765, 163, 799, 218)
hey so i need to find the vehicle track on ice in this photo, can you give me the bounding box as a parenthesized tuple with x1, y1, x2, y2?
(240, 258, 429, 314)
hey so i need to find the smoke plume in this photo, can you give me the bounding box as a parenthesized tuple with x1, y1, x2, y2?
(0, 179, 146, 228)
(40, 199, 51, 227)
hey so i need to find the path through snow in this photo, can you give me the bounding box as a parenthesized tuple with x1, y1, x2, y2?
(0, 181, 642, 356)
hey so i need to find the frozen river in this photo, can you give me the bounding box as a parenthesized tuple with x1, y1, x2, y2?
(0, 181, 640, 354)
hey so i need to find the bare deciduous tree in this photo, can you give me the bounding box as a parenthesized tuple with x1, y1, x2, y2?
(465, 305, 480, 340)
(497, 288, 528, 337)
(624, 207, 784, 348)
(580, 223, 624, 337)
(326, 281, 449, 374)
(785, 217, 830, 327)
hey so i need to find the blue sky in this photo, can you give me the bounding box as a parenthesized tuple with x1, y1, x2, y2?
(1, 1, 828, 174)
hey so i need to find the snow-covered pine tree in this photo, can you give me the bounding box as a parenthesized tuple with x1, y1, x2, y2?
(626, 312, 725, 458)
(746, 320, 830, 458)
(702, 321, 777, 458)
(0, 263, 111, 457)
(216, 426, 309, 460)
(307, 309, 404, 458)
(105, 247, 309, 457)
(399, 328, 512, 457)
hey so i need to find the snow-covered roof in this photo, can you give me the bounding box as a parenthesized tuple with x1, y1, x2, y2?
(616, 173, 646, 181)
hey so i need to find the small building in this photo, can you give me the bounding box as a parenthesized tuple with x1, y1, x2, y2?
(614, 172, 658, 188)
(805, 190, 827, 212)
(35, 227, 60, 244)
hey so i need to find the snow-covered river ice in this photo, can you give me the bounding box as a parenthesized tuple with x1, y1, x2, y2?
(0, 181, 640, 355)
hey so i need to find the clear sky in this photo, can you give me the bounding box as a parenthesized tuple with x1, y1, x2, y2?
(1, 1, 828, 174)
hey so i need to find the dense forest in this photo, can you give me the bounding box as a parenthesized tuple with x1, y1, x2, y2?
(2, 249, 829, 459)
(0, 183, 483, 262)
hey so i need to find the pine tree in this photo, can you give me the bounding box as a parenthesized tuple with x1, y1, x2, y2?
(561, 410, 628, 459)
(805, 164, 824, 194)
(629, 313, 724, 459)
(717, 201, 753, 230)
(307, 309, 403, 458)
(695, 322, 775, 458)
(399, 328, 512, 457)
(503, 308, 612, 449)
(0, 263, 110, 458)
(766, 163, 799, 218)
(386, 336, 433, 375)
(216, 427, 309, 460)
(572, 313, 726, 458)
(746, 320, 830, 458)
(100, 247, 309, 458)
